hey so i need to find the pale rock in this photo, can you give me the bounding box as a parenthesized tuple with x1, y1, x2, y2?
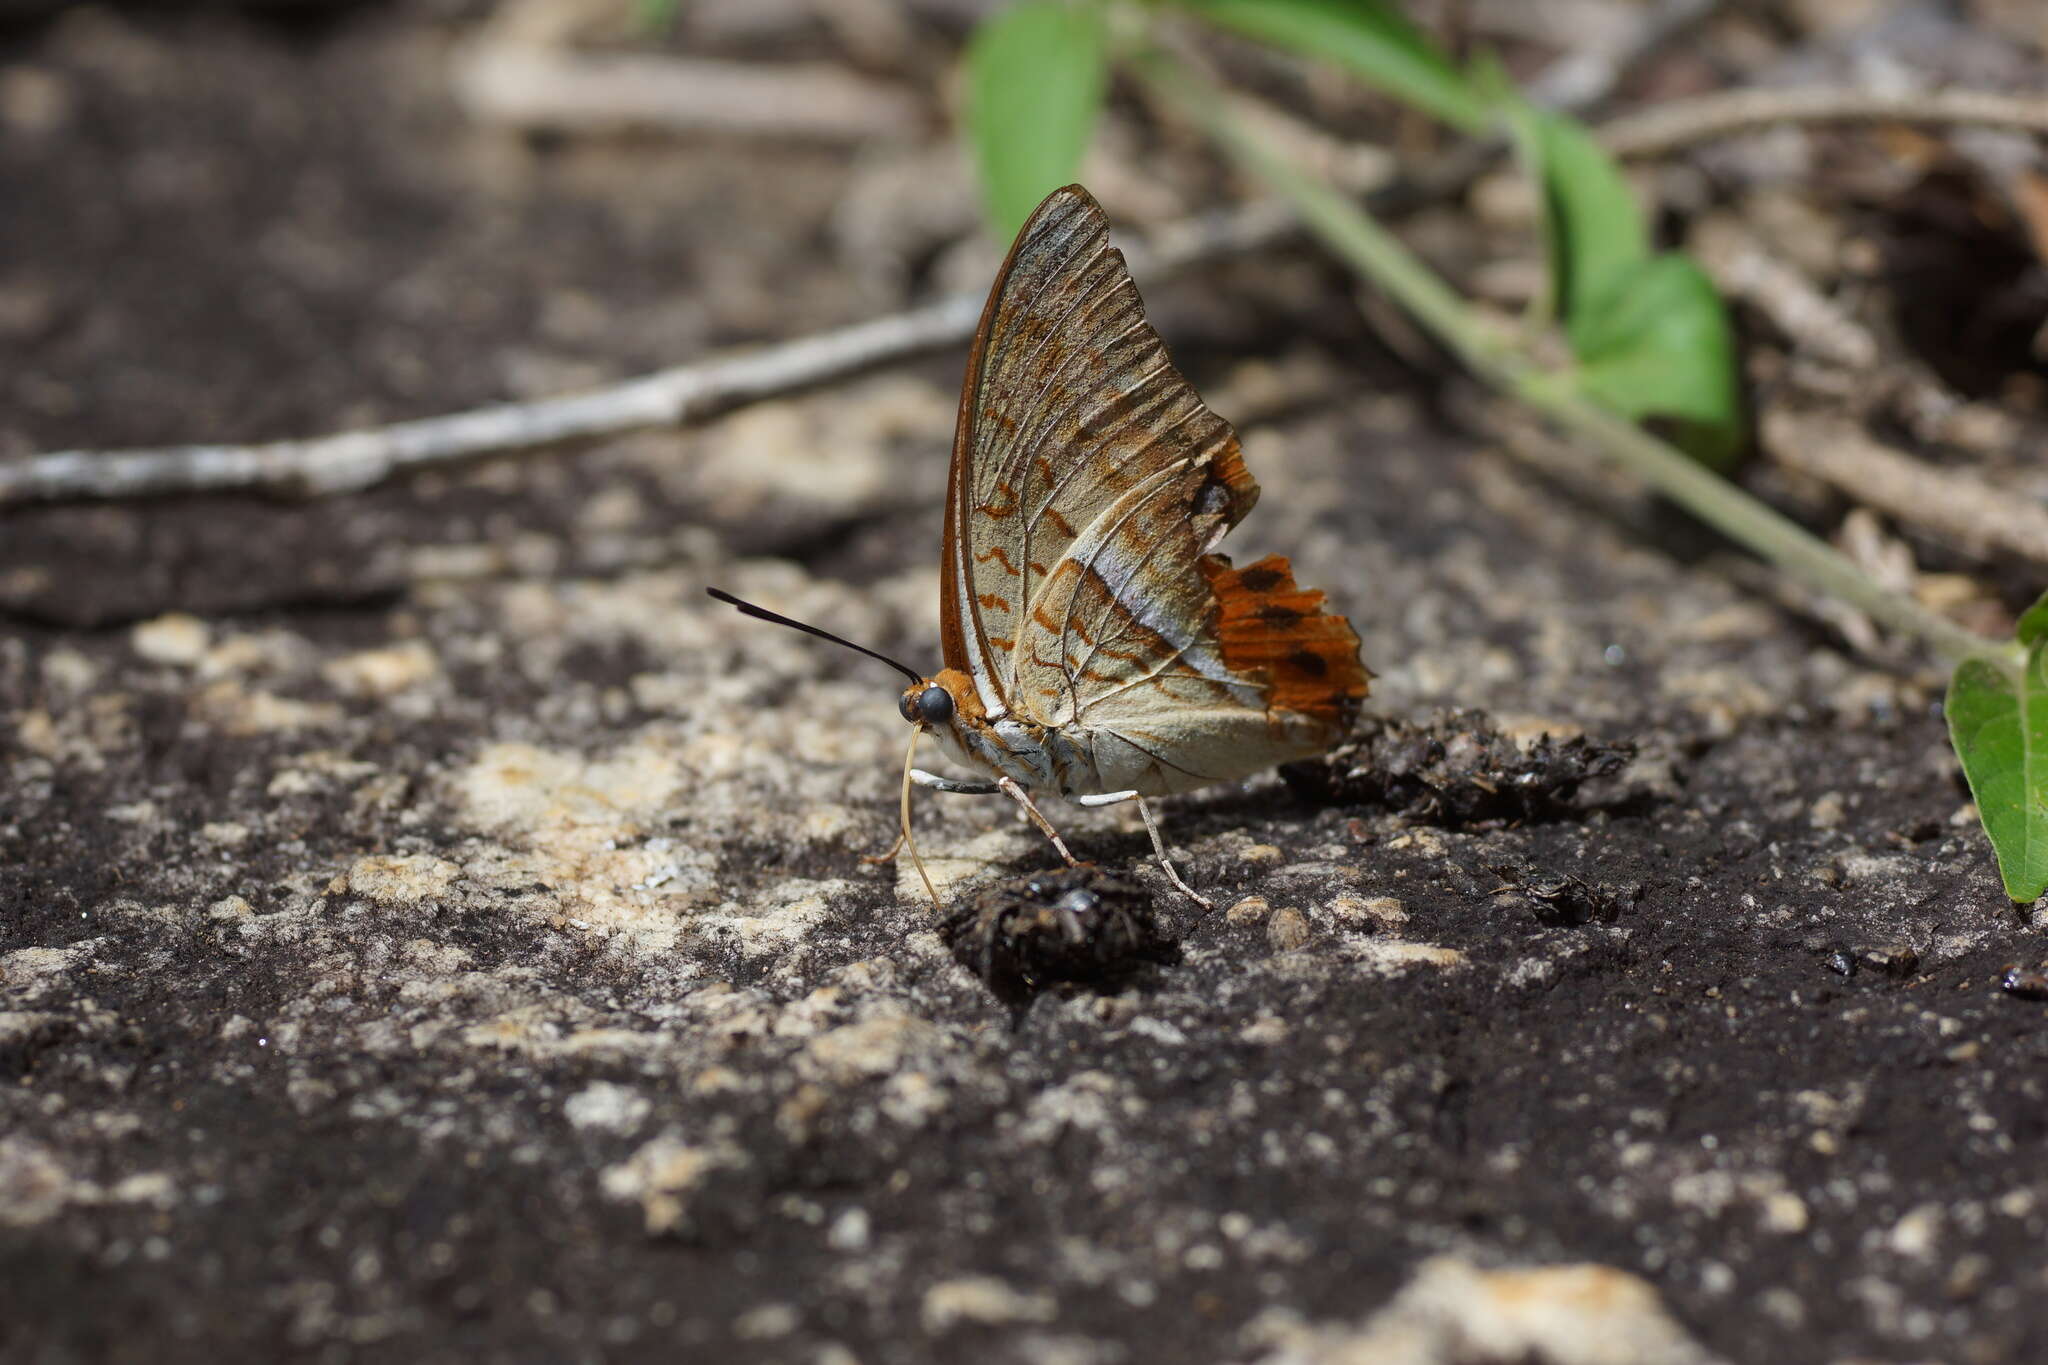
(41, 647, 97, 694)
(1239, 1016, 1290, 1046)
(828, 1207, 871, 1252)
(194, 680, 343, 735)
(1225, 895, 1272, 925)
(564, 1082, 651, 1135)
(732, 1303, 799, 1339)
(1887, 1202, 1942, 1260)
(1344, 941, 1467, 974)
(1807, 792, 1845, 830)
(0, 1137, 74, 1227)
(1760, 1190, 1810, 1236)
(344, 855, 462, 906)
(323, 641, 440, 698)
(1268, 907, 1312, 952)
(599, 1134, 746, 1236)
(131, 613, 210, 667)
(1, 945, 82, 989)
(920, 1275, 1057, 1333)
(1329, 894, 1409, 933)
(206, 895, 255, 921)
(801, 1014, 948, 1087)
(1253, 1256, 1724, 1365)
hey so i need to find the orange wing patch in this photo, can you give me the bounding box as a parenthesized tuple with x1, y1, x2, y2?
(1199, 553, 1369, 726)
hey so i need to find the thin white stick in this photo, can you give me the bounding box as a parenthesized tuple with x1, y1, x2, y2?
(1601, 86, 2048, 158)
(0, 294, 983, 505)
(453, 46, 922, 142)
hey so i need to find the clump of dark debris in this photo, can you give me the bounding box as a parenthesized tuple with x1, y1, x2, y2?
(1825, 943, 1921, 980)
(2000, 965, 2048, 1000)
(943, 866, 1179, 1009)
(1282, 709, 1637, 827)
(1488, 867, 1642, 927)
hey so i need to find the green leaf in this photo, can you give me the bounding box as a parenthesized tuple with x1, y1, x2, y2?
(2018, 595, 2048, 649)
(1502, 102, 1649, 330)
(634, 0, 681, 32)
(1570, 254, 1744, 469)
(965, 1, 1108, 237)
(1948, 635, 2048, 902)
(1183, 0, 1488, 133)
(1495, 92, 1743, 464)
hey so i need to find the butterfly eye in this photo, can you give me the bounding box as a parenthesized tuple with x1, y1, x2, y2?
(898, 690, 922, 723)
(917, 685, 954, 726)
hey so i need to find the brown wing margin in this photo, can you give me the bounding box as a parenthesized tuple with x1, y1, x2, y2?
(1197, 553, 1370, 729)
(939, 191, 1079, 699)
(942, 184, 1263, 709)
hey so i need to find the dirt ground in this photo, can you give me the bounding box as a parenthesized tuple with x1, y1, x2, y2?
(5, 4, 2048, 1363)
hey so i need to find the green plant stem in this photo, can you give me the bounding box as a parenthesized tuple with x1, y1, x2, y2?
(1134, 50, 2005, 671)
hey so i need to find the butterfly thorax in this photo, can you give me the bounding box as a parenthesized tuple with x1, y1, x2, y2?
(907, 667, 1073, 794)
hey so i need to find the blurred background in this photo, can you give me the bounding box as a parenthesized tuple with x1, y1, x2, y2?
(1, 0, 2045, 634)
(7, 5, 2048, 1364)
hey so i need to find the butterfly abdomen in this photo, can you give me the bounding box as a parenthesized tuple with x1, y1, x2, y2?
(1199, 553, 1369, 730)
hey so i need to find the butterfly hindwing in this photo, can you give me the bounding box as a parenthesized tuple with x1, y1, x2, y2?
(944, 185, 1368, 794)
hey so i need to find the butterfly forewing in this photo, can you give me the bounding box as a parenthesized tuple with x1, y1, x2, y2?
(944, 185, 1369, 794)
(942, 187, 1256, 715)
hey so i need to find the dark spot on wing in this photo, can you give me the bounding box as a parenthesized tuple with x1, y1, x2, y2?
(1240, 565, 1286, 593)
(1287, 648, 1329, 677)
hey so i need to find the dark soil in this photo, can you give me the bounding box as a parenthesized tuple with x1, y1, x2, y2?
(4, 6, 2045, 1365)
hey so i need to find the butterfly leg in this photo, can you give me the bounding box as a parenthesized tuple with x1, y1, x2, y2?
(1076, 790, 1213, 911)
(910, 770, 1002, 795)
(993, 776, 1085, 867)
(865, 771, 1004, 864)
(858, 830, 905, 865)
(1135, 797, 1215, 910)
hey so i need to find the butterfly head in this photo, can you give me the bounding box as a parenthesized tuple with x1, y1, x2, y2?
(898, 680, 955, 728)
(897, 670, 984, 742)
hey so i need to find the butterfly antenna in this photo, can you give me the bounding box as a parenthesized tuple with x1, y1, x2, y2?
(705, 587, 922, 684)
(898, 725, 940, 911)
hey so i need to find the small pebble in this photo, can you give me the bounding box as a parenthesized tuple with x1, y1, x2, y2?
(1329, 893, 1408, 933)
(1237, 1016, 1288, 1046)
(1759, 1191, 1809, 1235)
(1267, 907, 1310, 953)
(1858, 944, 1919, 978)
(1224, 895, 1271, 926)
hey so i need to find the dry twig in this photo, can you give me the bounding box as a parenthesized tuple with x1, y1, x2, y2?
(0, 296, 981, 504)
(1521, 0, 1718, 112)
(1760, 408, 2048, 565)
(452, 47, 923, 141)
(1601, 86, 2048, 158)
(1690, 217, 1878, 369)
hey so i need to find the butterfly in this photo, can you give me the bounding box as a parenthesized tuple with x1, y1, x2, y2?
(711, 184, 1369, 909)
